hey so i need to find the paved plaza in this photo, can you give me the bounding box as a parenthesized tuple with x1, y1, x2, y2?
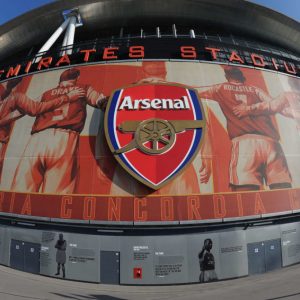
(0, 264, 299, 300)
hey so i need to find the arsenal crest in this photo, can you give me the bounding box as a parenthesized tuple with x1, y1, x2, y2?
(104, 83, 205, 189)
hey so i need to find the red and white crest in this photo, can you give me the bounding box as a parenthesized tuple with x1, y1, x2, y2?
(105, 83, 205, 189)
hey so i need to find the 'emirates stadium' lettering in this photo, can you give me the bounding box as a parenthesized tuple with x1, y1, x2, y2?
(0, 43, 299, 80)
(119, 96, 190, 110)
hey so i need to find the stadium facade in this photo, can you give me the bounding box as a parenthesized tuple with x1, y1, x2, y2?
(0, 0, 299, 284)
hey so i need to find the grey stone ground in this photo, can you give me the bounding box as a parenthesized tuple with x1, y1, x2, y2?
(0, 264, 300, 300)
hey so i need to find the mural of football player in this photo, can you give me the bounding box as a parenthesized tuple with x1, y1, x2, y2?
(0, 79, 85, 183)
(12, 68, 108, 194)
(286, 77, 300, 125)
(233, 76, 300, 126)
(199, 239, 218, 283)
(0, 78, 23, 157)
(0, 79, 22, 181)
(198, 66, 292, 191)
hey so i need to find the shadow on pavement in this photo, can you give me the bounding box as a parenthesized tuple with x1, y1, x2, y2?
(51, 293, 127, 300)
(266, 292, 300, 300)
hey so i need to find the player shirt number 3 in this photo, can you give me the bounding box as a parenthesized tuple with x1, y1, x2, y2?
(31, 84, 103, 134)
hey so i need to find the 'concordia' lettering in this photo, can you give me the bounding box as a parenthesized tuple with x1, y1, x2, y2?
(118, 95, 191, 110)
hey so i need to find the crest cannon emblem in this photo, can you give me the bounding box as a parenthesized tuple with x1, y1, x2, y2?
(105, 84, 205, 189)
(116, 119, 204, 155)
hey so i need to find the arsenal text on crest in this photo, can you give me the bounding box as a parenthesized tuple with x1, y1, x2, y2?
(118, 96, 191, 110)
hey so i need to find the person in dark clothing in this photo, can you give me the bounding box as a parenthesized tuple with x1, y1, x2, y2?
(55, 233, 67, 278)
(199, 238, 217, 283)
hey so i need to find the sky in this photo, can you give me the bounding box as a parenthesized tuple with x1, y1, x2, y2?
(250, 0, 300, 21)
(0, 0, 55, 25)
(0, 0, 299, 25)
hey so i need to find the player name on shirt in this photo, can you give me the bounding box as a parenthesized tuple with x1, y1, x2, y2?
(50, 86, 79, 96)
(118, 95, 191, 110)
(223, 84, 255, 93)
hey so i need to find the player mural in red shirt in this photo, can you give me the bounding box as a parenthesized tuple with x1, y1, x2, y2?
(233, 76, 300, 129)
(0, 79, 22, 180)
(11, 68, 107, 194)
(286, 77, 300, 122)
(198, 66, 292, 191)
(0, 78, 85, 182)
(0, 78, 23, 144)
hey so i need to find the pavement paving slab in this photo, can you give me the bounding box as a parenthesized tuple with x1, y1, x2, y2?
(0, 264, 300, 300)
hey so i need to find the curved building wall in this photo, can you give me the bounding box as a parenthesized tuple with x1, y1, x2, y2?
(0, 61, 299, 224)
(0, 220, 300, 284)
(0, 0, 299, 286)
